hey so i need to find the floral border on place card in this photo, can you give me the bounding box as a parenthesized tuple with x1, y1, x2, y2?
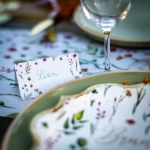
(15, 53, 82, 100)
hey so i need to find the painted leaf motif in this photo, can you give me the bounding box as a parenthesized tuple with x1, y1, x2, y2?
(79, 120, 88, 124)
(57, 111, 66, 120)
(14, 60, 26, 64)
(88, 45, 94, 50)
(72, 125, 83, 130)
(91, 89, 98, 94)
(64, 131, 74, 135)
(26, 62, 30, 68)
(24, 94, 26, 99)
(6, 113, 19, 118)
(77, 138, 87, 147)
(37, 55, 49, 59)
(64, 118, 69, 129)
(70, 144, 76, 149)
(71, 114, 75, 124)
(75, 110, 84, 120)
(91, 99, 95, 106)
(145, 125, 150, 134)
(52, 56, 56, 61)
(0, 101, 5, 107)
(27, 93, 32, 99)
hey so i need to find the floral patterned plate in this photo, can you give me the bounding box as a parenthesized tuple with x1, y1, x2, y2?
(30, 80, 150, 150)
(2, 71, 150, 150)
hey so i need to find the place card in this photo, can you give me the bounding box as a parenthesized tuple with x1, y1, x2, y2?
(15, 53, 82, 100)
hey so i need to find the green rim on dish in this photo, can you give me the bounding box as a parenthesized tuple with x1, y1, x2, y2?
(2, 71, 150, 150)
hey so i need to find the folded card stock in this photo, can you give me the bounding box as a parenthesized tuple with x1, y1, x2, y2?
(15, 53, 82, 100)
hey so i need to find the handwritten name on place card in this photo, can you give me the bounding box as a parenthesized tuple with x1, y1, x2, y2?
(15, 53, 82, 100)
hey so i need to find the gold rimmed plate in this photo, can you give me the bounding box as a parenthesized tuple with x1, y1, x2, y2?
(2, 71, 150, 150)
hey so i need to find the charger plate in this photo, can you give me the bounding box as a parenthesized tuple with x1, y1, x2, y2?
(2, 71, 150, 150)
(73, 0, 150, 48)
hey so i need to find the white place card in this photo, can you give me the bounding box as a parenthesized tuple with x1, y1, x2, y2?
(15, 53, 82, 100)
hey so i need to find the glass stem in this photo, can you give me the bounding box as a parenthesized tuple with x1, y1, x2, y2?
(104, 31, 111, 71)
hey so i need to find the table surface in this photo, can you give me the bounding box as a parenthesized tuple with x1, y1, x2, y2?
(0, 3, 150, 148)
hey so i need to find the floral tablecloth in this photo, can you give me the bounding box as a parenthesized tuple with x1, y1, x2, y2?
(0, 25, 150, 117)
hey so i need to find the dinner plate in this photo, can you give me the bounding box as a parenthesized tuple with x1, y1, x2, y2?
(73, 0, 150, 48)
(2, 71, 150, 150)
(30, 82, 150, 150)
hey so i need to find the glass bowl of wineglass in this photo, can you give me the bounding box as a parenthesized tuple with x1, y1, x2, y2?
(80, 0, 132, 71)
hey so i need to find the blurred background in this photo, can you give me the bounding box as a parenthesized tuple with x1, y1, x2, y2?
(0, 0, 80, 26)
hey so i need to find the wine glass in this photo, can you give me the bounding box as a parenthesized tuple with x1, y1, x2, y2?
(80, 0, 132, 71)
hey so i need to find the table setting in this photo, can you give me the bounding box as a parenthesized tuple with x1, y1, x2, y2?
(0, 0, 150, 150)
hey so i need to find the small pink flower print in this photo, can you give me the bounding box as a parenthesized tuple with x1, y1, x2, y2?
(35, 62, 38, 65)
(30, 84, 33, 88)
(43, 58, 47, 62)
(65, 102, 69, 105)
(126, 119, 135, 125)
(64, 34, 73, 39)
(22, 46, 29, 50)
(38, 91, 42, 95)
(73, 53, 77, 58)
(4, 55, 11, 59)
(57, 134, 61, 138)
(8, 47, 16, 52)
(102, 110, 106, 114)
(20, 65, 22, 67)
(98, 102, 101, 105)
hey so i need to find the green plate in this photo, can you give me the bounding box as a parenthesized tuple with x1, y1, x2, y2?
(2, 71, 150, 150)
(73, 0, 150, 48)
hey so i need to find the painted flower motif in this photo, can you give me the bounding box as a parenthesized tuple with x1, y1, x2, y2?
(43, 58, 47, 62)
(22, 46, 29, 50)
(73, 53, 77, 58)
(20, 54, 26, 57)
(117, 55, 123, 60)
(64, 34, 73, 39)
(4, 55, 11, 59)
(38, 91, 42, 95)
(34, 88, 39, 92)
(126, 119, 135, 125)
(35, 62, 38, 65)
(7, 69, 11, 73)
(37, 51, 42, 54)
(110, 47, 116, 52)
(8, 47, 16, 52)
(30, 84, 33, 88)
(126, 90, 131, 97)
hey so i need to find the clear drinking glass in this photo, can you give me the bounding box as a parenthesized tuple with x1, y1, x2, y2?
(80, 0, 132, 71)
